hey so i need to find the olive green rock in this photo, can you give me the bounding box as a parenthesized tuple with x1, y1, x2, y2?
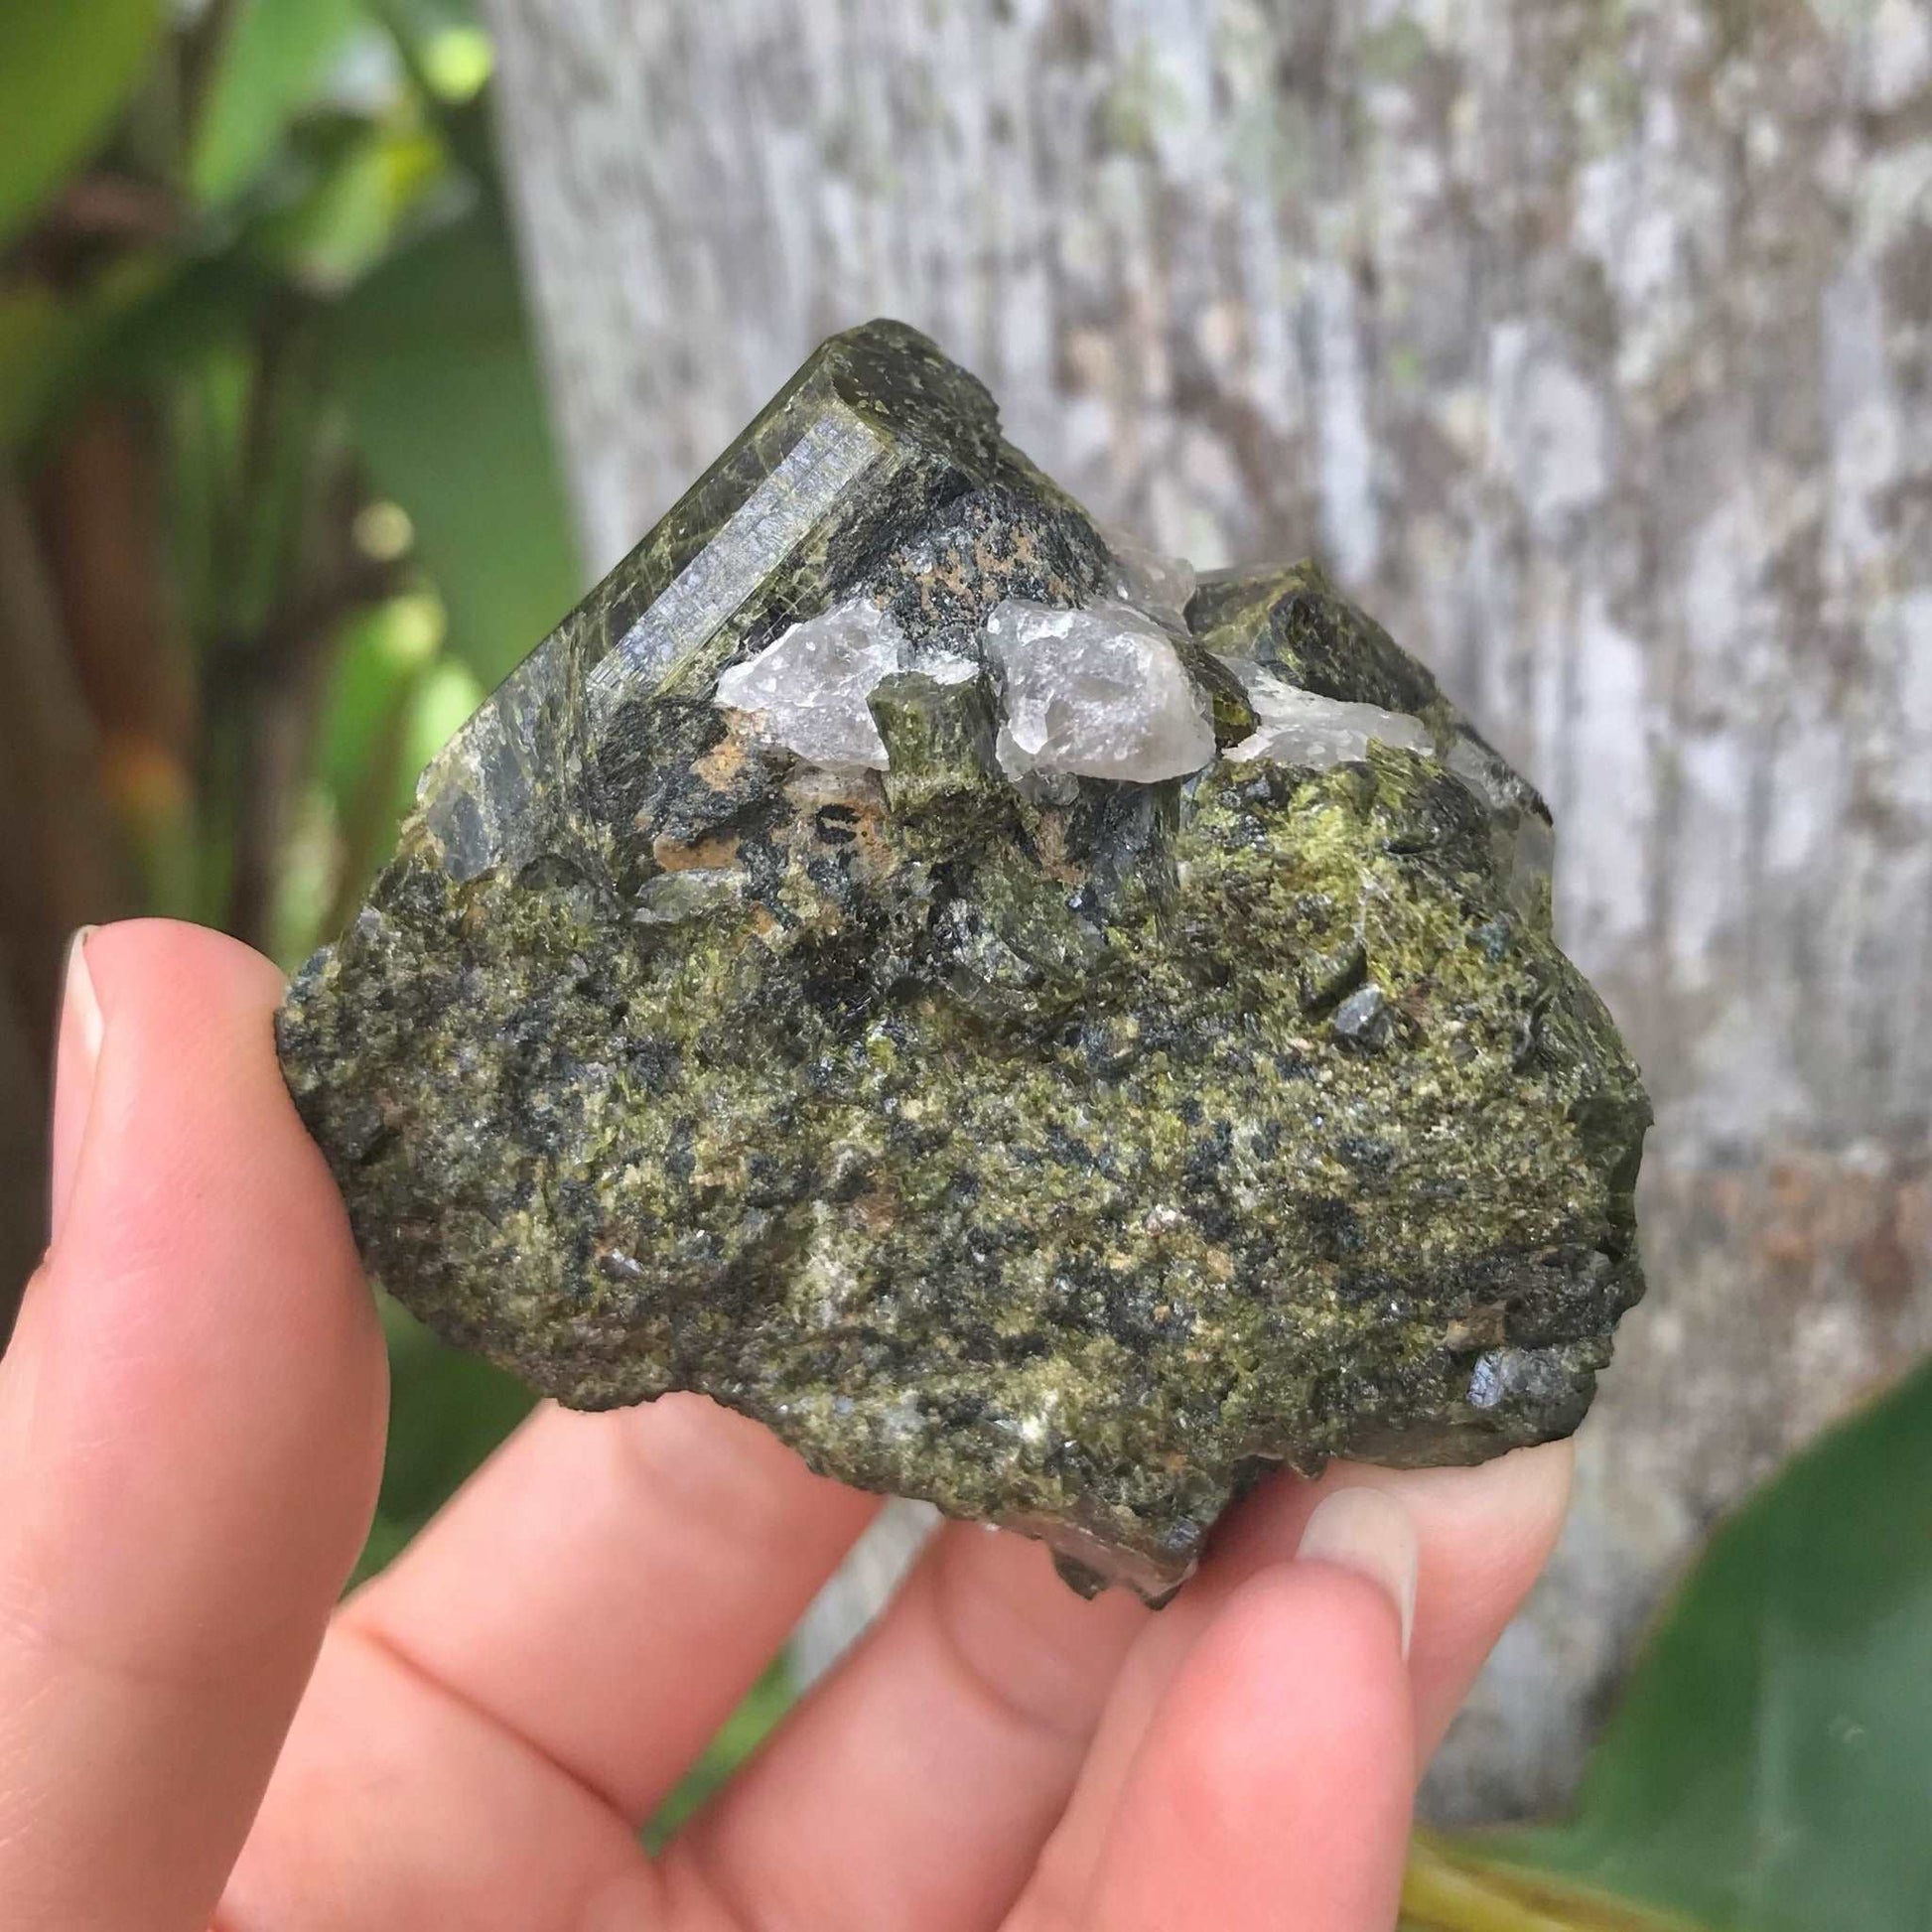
(278, 320, 1648, 1602)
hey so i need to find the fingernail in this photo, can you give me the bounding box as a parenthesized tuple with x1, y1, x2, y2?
(48, 925, 103, 1245)
(63, 927, 104, 1064)
(1297, 1486, 1419, 1660)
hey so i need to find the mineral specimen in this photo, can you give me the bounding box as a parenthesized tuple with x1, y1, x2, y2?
(278, 320, 1649, 1603)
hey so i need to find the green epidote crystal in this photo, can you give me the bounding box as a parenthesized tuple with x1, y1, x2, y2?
(278, 320, 1649, 1602)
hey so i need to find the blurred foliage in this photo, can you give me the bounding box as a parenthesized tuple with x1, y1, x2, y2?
(0, 0, 162, 249)
(332, 204, 581, 689)
(0, 0, 581, 951)
(0, 0, 786, 1839)
(189, 0, 369, 206)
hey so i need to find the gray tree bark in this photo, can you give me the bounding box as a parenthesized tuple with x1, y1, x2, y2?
(483, 0, 1932, 1818)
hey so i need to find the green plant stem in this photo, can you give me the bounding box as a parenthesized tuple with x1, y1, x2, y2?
(177, 0, 244, 157)
(321, 660, 423, 939)
(222, 533, 401, 944)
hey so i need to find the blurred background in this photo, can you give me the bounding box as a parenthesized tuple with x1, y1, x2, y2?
(1, 2, 1927, 1925)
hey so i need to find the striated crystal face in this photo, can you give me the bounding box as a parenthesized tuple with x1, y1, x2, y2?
(278, 320, 1649, 1604)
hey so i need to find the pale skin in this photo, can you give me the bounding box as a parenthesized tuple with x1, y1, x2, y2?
(0, 920, 1574, 1931)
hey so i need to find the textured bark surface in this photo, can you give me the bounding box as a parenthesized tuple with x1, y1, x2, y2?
(483, 0, 1932, 1816)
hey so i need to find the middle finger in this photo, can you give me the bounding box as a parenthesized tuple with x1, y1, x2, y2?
(666, 1518, 1149, 1932)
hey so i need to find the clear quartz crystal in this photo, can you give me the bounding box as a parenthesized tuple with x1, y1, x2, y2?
(1101, 524, 1197, 623)
(1215, 654, 1435, 766)
(714, 598, 978, 771)
(917, 649, 980, 685)
(1445, 732, 1555, 890)
(986, 599, 1216, 783)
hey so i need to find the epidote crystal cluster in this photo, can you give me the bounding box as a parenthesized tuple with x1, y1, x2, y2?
(278, 321, 1649, 1602)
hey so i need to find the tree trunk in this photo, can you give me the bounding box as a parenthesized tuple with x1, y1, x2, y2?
(483, 0, 1932, 1818)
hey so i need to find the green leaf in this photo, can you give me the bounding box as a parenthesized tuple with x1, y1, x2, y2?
(645, 1661, 796, 1850)
(159, 332, 256, 651)
(246, 116, 450, 295)
(402, 654, 486, 773)
(189, 0, 370, 205)
(0, 0, 161, 248)
(1401, 1833, 1710, 1932)
(1469, 1362, 1932, 1931)
(304, 595, 436, 920)
(329, 205, 581, 689)
(317, 595, 443, 802)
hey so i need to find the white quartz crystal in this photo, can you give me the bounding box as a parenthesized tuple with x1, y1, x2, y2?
(1445, 732, 1555, 889)
(918, 649, 980, 685)
(1215, 654, 1435, 767)
(1101, 523, 1197, 621)
(986, 599, 1216, 783)
(715, 598, 977, 771)
(715, 598, 903, 770)
(1444, 731, 1520, 812)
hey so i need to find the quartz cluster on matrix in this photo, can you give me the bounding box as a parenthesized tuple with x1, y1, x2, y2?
(278, 320, 1649, 1603)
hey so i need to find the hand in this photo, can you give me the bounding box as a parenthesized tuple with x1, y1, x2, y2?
(1, 919, 1571, 1932)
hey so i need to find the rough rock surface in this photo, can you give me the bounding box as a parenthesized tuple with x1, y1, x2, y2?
(278, 320, 1649, 1602)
